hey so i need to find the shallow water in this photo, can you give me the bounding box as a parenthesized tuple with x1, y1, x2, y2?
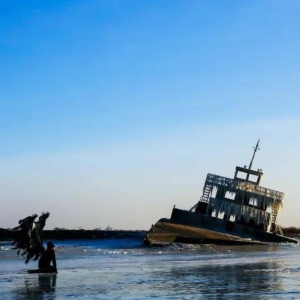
(1, 239, 300, 299)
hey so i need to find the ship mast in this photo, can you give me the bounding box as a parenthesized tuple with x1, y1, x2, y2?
(248, 139, 260, 170)
(246, 139, 260, 181)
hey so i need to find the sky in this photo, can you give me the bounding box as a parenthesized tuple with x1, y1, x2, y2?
(0, 0, 300, 230)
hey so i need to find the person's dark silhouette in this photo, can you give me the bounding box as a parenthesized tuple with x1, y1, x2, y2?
(27, 241, 57, 273)
(38, 241, 57, 273)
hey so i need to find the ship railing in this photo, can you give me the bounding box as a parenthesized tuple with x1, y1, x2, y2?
(205, 173, 284, 202)
(189, 195, 209, 211)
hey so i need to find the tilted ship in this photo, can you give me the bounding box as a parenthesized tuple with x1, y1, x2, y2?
(145, 141, 298, 246)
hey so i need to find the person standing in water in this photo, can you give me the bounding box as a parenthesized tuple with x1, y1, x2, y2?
(38, 241, 57, 273)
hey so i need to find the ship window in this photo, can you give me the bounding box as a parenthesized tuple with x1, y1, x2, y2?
(211, 187, 217, 198)
(229, 215, 236, 222)
(248, 174, 258, 183)
(224, 191, 236, 200)
(249, 197, 258, 206)
(217, 212, 225, 219)
(236, 171, 247, 180)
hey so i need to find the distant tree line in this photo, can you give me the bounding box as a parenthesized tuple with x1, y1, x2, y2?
(52, 226, 114, 231)
(281, 227, 300, 235)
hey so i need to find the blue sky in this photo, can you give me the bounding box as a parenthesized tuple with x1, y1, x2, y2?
(0, 1, 300, 229)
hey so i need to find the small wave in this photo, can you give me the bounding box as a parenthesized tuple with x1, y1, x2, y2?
(161, 243, 204, 251)
(245, 267, 300, 273)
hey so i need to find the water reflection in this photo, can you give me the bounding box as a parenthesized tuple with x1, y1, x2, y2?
(151, 260, 283, 299)
(15, 274, 56, 300)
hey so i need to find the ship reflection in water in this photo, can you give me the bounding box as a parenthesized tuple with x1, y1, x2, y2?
(150, 261, 284, 299)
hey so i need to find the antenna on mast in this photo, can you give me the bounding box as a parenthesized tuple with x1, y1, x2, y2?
(248, 139, 260, 170)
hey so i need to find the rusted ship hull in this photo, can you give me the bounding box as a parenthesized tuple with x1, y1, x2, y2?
(145, 208, 298, 246)
(145, 220, 266, 246)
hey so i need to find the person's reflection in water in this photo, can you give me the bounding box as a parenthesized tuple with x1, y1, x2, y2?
(38, 273, 57, 293)
(15, 274, 56, 300)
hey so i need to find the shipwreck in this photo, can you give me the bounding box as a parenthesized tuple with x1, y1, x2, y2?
(145, 141, 298, 246)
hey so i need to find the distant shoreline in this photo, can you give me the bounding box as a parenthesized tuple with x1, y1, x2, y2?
(281, 227, 300, 238)
(0, 228, 146, 241)
(0, 227, 299, 241)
